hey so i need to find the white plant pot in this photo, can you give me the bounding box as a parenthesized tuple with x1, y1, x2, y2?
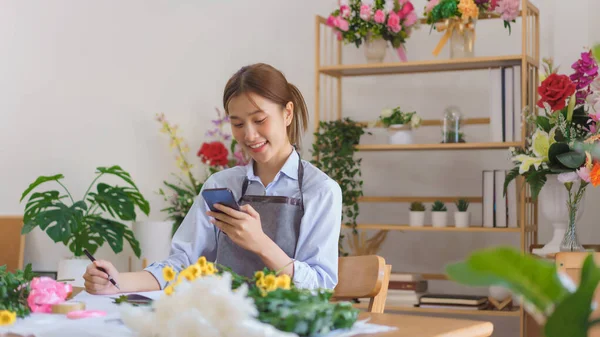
(431, 211, 448, 227)
(454, 211, 470, 228)
(409, 211, 425, 227)
(532, 175, 586, 256)
(364, 37, 387, 63)
(57, 257, 91, 287)
(388, 124, 413, 144)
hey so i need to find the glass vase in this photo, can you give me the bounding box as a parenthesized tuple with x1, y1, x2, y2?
(559, 182, 587, 252)
(449, 19, 476, 59)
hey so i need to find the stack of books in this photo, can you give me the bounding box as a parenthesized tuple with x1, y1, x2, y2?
(385, 273, 428, 307)
(418, 294, 489, 310)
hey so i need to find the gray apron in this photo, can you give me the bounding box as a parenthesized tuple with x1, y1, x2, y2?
(215, 151, 304, 278)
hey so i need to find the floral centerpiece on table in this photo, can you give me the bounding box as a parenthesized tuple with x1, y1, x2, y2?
(157, 109, 247, 236)
(503, 50, 600, 252)
(379, 106, 421, 128)
(424, 0, 519, 56)
(119, 257, 359, 337)
(326, 0, 419, 62)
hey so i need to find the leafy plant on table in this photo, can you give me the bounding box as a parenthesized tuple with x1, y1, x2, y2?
(0, 264, 34, 319)
(446, 246, 600, 337)
(20, 165, 149, 258)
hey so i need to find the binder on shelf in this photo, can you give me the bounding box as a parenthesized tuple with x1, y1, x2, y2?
(488, 66, 522, 143)
(482, 169, 520, 228)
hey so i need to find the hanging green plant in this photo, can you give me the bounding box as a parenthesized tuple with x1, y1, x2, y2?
(311, 117, 368, 256)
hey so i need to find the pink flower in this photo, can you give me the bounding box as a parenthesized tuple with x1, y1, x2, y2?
(360, 4, 371, 21)
(387, 12, 402, 33)
(337, 18, 349, 31)
(340, 5, 351, 18)
(490, 0, 498, 10)
(398, 1, 414, 19)
(27, 277, 72, 313)
(335, 31, 343, 41)
(374, 9, 386, 23)
(577, 167, 591, 183)
(425, 0, 440, 13)
(495, 0, 519, 22)
(558, 172, 579, 184)
(326, 15, 338, 27)
(403, 11, 418, 26)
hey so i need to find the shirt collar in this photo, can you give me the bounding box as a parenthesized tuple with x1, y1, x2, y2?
(245, 149, 299, 181)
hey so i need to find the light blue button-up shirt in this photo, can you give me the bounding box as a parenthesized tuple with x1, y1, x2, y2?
(145, 150, 342, 290)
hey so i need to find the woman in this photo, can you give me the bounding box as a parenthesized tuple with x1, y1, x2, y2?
(83, 63, 342, 294)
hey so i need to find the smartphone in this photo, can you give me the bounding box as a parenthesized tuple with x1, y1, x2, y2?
(201, 188, 241, 212)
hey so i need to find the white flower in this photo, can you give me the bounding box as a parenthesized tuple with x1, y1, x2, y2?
(380, 108, 393, 118)
(383, 0, 395, 12)
(557, 172, 579, 184)
(361, 0, 375, 5)
(410, 115, 421, 128)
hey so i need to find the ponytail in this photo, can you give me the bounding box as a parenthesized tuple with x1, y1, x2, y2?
(287, 83, 309, 150)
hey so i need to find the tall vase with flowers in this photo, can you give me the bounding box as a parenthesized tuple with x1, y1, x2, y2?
(157, 108, 247, 236)
(327, 0, 419, 63)
(504, 51, 600, 252)
(424, 0, 519, 58)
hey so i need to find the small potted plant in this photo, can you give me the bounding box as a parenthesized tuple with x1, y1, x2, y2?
(409, 201, 426, 227)
(379, 107, 422, 144)
(431, 200, 448, 227)
(454, 199, 470, 228)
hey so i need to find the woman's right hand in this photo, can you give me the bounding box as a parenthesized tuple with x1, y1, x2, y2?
(83, 260, 120, 295)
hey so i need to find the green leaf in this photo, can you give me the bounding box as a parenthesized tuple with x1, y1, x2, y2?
(90, 183, 136, 220)
(88, 216, 141, 257)
(503, 167, 520, 197)
(22, 192, 86, 241)
(556, 151, 586, 169)
(96, 166, 139, 190)
(548, 142, 571, 166)
(525, 170, 547, 201)
(68, 223, 104, 257)
(446, 246, 569, 314)
(544, 254, 600, 337)
(536, 116, 552, 133)
(20, 174, 64, 202)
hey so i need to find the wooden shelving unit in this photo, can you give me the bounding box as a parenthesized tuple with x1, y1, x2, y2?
(314, 1, 541, 336)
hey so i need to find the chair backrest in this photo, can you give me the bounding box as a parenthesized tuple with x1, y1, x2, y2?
(0, 216, 25, 272)
(333, 255, 391, 313)
(555, 252, 600, 337)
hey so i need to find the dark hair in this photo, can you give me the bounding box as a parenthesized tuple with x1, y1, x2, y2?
(222, 63, 309, 150)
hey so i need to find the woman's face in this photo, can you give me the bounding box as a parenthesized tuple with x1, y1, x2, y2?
(227, 92, 293, 165)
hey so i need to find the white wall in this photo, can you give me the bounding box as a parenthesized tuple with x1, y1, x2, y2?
(1, 1, 597, 336)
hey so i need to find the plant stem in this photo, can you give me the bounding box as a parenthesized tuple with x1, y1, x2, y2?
(82, 173, 104, 205)
(57, 181, 75, 204)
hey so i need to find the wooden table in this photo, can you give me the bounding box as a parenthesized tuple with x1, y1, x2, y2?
(357, 312, 493, 337)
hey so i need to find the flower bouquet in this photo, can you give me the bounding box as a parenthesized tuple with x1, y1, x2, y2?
(379, 107, 421, 144)
(504, 50, 600, 252)
(326, 0, 419, 62)
(119, 257, 359, 337)
(424, 0, 519, 57)
(157, 108, 247, 236)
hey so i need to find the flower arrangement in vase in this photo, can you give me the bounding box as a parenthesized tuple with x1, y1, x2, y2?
(454, 198, 470, 227)
(424, 0, 520, 58)
(118, 257, 360, 337)
(409, 201, 426, 227)
(431, 200, 448, 227)
(157, 108, 247, 236)
(326, 0, 419, 63)
(379, 107, 421, 144)
(504, 50, 600, 252)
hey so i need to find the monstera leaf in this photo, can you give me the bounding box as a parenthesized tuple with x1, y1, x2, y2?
(88, 216, 141, 258)
(22, 191, 87, 242)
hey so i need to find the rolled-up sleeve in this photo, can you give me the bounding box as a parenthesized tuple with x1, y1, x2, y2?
(144, 177, 217, 289)
(292, 179, 342, 290)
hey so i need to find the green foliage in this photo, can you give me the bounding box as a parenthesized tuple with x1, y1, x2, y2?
(20, 165, 149, 258)
(409, 201, 425, 212)
(311, 118, 369, 256)
(158, 175, 202, 236)
(379, 107, 420, 128)
(446, 247, 600, 337)
(441, 130, 465, 143)
(431, 200, 447, 212)
(426, 0, 460, 25)
(0, 264, 35, 318)
(455, 199, 469, 212)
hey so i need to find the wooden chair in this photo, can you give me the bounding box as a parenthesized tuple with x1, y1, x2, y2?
(0, 216, 25, 272)
(332, 255, 392, 313)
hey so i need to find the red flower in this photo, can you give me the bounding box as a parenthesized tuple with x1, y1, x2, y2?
(197, 141, 229, 166)
(537, 73, 576, 111)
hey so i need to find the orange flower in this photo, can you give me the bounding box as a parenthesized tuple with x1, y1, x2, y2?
(590, 162, 600, 186)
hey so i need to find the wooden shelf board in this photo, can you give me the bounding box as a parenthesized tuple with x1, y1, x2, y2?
(355, 142, 521, 151)
(319, 55, 523, 77)
(359, 196, 483, 203)
(354, 303, 521, 317)
(350, 224, 520, 232)
(359, 118, 490, 128)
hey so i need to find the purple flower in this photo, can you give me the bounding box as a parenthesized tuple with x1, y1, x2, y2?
(570, 50, 599, 104)
(475, 0, 490, 6)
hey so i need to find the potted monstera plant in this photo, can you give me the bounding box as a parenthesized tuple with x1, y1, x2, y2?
(20, 165, 149, 286)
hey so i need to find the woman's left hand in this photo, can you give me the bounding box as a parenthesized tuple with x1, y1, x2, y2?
(207, 203, 267, 254)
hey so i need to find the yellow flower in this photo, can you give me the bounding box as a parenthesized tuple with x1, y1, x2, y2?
(264, 274, 276, 289)
(0, 310, 16, 326)
(276, 274, 291, 290)
(177, 269, 195, 282)
(205, 263, 216, 276)
(513, 154, 544, 174)
(164, 284, 175, 296)
(197, 256, 207, 267)
(458, 0, 478, 21)
(162, 266, 175, 282)
(254, 271, 264, 280)
(256, 278, 266, 289)
(185, 264, 201, 278)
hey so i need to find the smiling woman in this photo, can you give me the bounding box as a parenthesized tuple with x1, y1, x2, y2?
(82, 63, 343, 295)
